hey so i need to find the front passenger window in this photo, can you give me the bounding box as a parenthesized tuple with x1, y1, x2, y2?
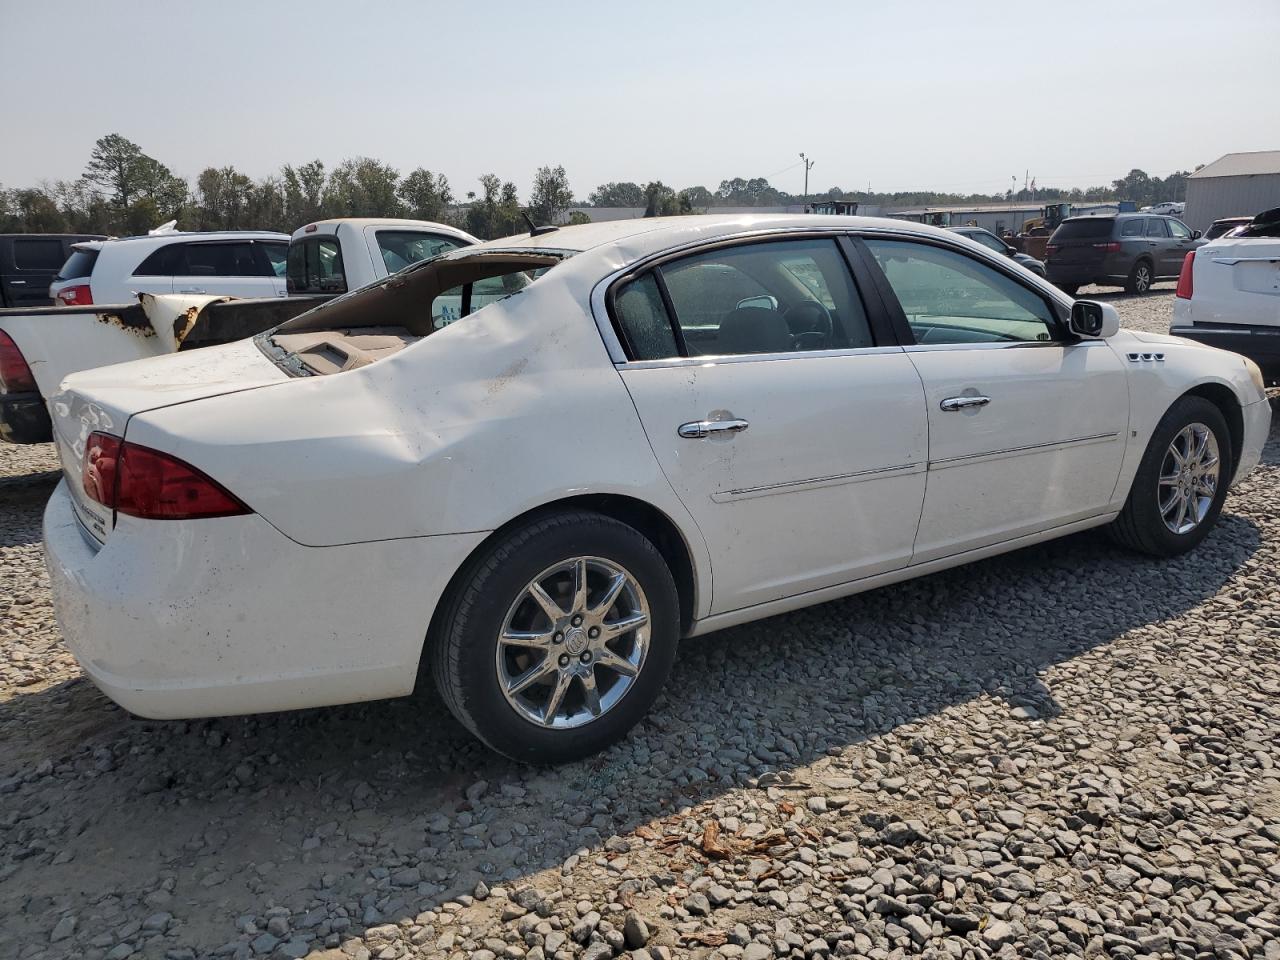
(865, 239, 1057, 344)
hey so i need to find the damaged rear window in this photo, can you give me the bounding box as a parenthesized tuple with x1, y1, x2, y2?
(258, 249, 571, 376)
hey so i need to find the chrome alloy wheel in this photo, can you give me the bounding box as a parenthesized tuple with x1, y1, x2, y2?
(1134, 263, 1152, 292)
(1158, 422, 1220, 534)
(496, 557, 650, 729)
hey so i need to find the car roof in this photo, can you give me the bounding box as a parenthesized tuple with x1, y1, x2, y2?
(457, 214, 965, 264)
(99, 230, 287, 244)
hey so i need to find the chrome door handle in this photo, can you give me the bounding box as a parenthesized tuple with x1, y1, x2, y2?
(178, 287, 206, 294)
(678, 418, 749, 439)
(939, 396, 991, 411)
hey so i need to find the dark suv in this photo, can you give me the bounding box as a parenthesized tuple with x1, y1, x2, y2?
(1044, 214, 1202, 295)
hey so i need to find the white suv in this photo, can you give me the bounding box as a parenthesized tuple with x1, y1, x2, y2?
(49, 231, 290, 306)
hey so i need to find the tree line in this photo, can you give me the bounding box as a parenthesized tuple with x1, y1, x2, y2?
(0, 133, 1196, 240)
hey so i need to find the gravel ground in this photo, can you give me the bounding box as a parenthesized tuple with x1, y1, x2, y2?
(2, 290, 1278, 960)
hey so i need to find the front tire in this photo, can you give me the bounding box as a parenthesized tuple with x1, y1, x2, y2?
(1125, 259, 1153, 295)
(1108, 396, 1232, 557)
(429, 511, 680, 763)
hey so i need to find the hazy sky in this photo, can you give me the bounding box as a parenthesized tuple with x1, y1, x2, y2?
(3, 0, 1278, 200)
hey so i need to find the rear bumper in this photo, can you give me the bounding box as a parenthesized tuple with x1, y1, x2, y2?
(43, 482, 487, 719)
(1045, 263, 1111, 285)
(0, 391, 52, 444)
(1169, 322, 1280, 385)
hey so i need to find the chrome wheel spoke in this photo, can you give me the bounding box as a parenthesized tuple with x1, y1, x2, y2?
(603, 611, 647, 638)
(579, 669, 602, 717)
(507, 657, 555, 696)
(501, 628, 554, 649)
(528, 581, 564, 623)
(571, 558, 589, 615)
(592, 572, 628, 616)
(1173, 492, 1190, 531)
(594, 647, 639, 678)
(541, 670, 573, 726)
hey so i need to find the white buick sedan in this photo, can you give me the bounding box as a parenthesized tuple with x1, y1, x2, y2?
(44, 216, 1271, 762)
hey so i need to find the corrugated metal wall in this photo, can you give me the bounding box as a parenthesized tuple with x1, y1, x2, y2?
(1184, 174, 1280, 231)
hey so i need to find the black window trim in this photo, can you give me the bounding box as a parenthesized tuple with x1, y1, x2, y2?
(604, 230, 891, 363)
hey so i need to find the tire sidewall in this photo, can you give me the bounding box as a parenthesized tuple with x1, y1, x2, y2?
(1127, 397, 1232, 555)
(439, 516, 679, 763)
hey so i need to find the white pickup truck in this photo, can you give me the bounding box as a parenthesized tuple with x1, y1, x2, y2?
(1171, 208, 1280, 386)
(0, 219, 477, 443)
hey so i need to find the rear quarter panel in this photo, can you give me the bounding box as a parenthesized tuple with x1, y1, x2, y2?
(127, 273, 715, 613)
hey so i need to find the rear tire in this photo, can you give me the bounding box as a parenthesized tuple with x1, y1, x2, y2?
(1108, 396, 1232, 557)
(429, 511, 680, 763)
(1124, 259, 1153, 295)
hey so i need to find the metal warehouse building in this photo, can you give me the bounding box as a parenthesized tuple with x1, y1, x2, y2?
(1184, 150, 1280, 230)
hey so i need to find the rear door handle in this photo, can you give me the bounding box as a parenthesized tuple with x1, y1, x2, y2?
(178, 287, 206, 294)
(678, 418, 749, 438)
(940, 396, 991, 411)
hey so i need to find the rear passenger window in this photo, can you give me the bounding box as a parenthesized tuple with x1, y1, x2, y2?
(1145, 219, 1169, 238)
(613, 274, 678, 360)
(133, 245, 181, 276)
(1120, 219, 1145, 237)
(181, 242, 263, 276)
(260, 242, 288, 276)
(376, 231, 465, 274)
(287, 238, 346, 294)
(13, 238, 67, 270)
(614, 238, 872, 360)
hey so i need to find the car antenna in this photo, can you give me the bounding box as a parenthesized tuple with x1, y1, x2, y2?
(521, 210, 559, 237)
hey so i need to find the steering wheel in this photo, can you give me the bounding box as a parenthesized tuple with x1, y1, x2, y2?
(784, 300, 834, 350)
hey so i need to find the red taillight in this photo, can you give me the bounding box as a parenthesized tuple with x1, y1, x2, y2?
(55, 284, 93, 306)
(82, 432, 122, 508)
(1091, 241, 1122, 253)
(0, 331, 38, 393)
(82, 431, 250, 520)
(1176, 251, 1195, 300)
(1045, 243, 1059, 255)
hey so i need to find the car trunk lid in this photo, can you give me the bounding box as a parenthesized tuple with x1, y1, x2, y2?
(49, 339, 291, 544)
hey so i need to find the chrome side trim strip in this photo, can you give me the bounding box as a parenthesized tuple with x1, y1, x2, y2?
(711, 462, 924, 502)
(617, 344, 905, 371)
(928, 432, 1120, 471)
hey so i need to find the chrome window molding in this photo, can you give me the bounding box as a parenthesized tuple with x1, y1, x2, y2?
(588, 224, 1076, 365)
(615, 344, 906, 371)
(902, 339, 1111, 354)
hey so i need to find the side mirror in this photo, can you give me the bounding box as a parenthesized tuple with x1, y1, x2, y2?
(1068, 299, 1120, 339)
(737, 294, 778, 311)
(1191, 229, 1202, 239)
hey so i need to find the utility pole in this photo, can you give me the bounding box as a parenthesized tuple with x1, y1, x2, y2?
(799, 153, 815, 198)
